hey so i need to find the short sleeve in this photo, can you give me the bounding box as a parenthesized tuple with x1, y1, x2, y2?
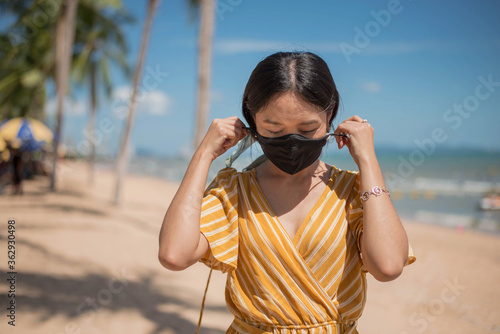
(404, 241, 417, 267)
(346, 172, 364, 256)
(198, 167, 239, 273)
(346, 172, 416, 273)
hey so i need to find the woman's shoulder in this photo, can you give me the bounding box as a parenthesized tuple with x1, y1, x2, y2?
(214, 166, 239, 177)
(327, 163, 361, 194)
(209, 167, 240, 185)
(204, 167, 241, 198)
(326, 163, 359, 177)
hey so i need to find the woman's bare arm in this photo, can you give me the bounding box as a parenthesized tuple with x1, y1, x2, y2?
(158, 149, 213, 271)
(158, 117, 248, 271)
(357, 154, 409, 282)
(335, 115, 410, 282)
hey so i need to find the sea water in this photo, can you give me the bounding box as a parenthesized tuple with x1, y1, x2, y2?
(127, 145, 500, 235)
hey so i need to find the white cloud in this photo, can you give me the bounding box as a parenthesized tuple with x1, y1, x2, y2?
(45, 97, 87, 116)
(215, 39, 292, 54)
(140, 90, 171, 115)
(111, 86, 172, 117)
(213, 38, 483, 55)
(210, 90, 226, 102)
(112, 86, 133, 102)
(214, 39, 331, 55)
(362, 81, 382, 93)
(362, 40, 440, 55)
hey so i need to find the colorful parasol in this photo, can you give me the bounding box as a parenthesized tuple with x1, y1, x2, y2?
(0, 117, 54, 151)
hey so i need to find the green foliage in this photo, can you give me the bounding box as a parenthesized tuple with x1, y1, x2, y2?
(0, 0, 134, 119)
(0, 0, 56, 119)
(72, 0, 134, 98)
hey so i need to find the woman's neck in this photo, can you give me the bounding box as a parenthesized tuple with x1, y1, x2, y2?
(256, 160, 329, 184)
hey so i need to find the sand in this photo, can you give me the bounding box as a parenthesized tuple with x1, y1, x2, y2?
(0, 159, 499, 334)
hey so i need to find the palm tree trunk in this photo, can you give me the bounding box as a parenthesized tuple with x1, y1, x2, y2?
(88, 57, 97, 185)
(37, 85, 47, 122)
(114, 0, 159, 205)
(33, 85, 47, 121)
(50, 0, 79, 191)
(193, 0, 216, 150)
(29, 86, 38, 119)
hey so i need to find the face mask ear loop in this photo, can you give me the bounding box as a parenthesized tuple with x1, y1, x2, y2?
(329, 132, 349, 139)
(225, 129, 257, 168)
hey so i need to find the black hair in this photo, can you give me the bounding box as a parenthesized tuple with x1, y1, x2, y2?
(242, 51, 340, 132)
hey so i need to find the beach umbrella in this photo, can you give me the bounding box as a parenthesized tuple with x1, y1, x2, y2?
(0, 117, 54, 151)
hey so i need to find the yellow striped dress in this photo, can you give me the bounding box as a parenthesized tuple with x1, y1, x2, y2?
(198, 165, 416, 334)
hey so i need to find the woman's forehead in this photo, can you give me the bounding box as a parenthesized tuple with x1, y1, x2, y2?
(255, 93, 326, 124)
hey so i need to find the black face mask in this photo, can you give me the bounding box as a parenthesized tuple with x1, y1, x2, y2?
(244, 127, 347, 175)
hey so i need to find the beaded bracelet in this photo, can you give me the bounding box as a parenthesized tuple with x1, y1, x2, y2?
(360, 186, 390, 205)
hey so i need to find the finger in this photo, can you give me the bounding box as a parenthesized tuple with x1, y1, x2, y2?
(333, 128, 346, 148)
(338, 115, 356, 122)
(227, 122, 248, 141)
(333, 125, 351, 139)
(333, 129, 349, 138)
(234, 117, 246, 127)
(234, 118, 249, 136)
(344, 115, 365, 123)
(219, 116, 241, 131)
(338, 137, 347, 150)
(353, 115, 365, 122)
(221, 128, 237, 146)
(333, 126, 350, 149)
(333, 132, 344, 148)
(334, 134, 341, 145)
(221, 125, 245, 147)
(343, 120, 369, 125)
(216, 125, 236, 147)
(221, 134, 236, 149)
(341, 121, 372, 134)
(336, 120, 369, 135)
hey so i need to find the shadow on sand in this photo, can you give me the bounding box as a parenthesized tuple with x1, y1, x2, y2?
(0, 239, 227, 334)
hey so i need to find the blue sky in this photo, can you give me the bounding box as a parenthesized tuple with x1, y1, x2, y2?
(43, 0, 500, 157)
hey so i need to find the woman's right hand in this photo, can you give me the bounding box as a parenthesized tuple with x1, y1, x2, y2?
(160, 116, 248, 271)
(197, 116, 249, 162)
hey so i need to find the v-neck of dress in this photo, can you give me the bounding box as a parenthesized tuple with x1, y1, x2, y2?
(249, 166, 336, 247)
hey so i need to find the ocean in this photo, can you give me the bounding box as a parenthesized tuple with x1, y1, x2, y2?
(125, 145, 500, 236)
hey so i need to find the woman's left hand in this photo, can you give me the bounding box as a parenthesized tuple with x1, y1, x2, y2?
(334, 115, 376, 167)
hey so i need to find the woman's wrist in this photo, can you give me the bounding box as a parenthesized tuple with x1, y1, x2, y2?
(194, 146, 217, 164)
(357, 151, 388, 194)
(356, 150, 379, 172)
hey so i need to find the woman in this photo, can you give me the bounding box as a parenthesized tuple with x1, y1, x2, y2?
(159, 51, 416, 333)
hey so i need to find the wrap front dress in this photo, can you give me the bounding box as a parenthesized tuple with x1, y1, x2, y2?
(198, 165, 416, 334)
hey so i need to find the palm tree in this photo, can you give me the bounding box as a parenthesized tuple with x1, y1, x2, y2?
(0, 3, 54, 120)
(50, 0, 79, 191)
(114, 0, 159, 205)
(190, 0, 217, 151)
(71, 0, 132, 185)
(0, 0, 134, 192)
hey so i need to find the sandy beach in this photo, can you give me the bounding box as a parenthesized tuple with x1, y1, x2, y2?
(0, 159, 499, 334)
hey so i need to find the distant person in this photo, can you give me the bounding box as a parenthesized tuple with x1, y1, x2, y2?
(159, 51, 417, 333)
(11, 146, 23, 195)
(0, 150, 10, 194)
